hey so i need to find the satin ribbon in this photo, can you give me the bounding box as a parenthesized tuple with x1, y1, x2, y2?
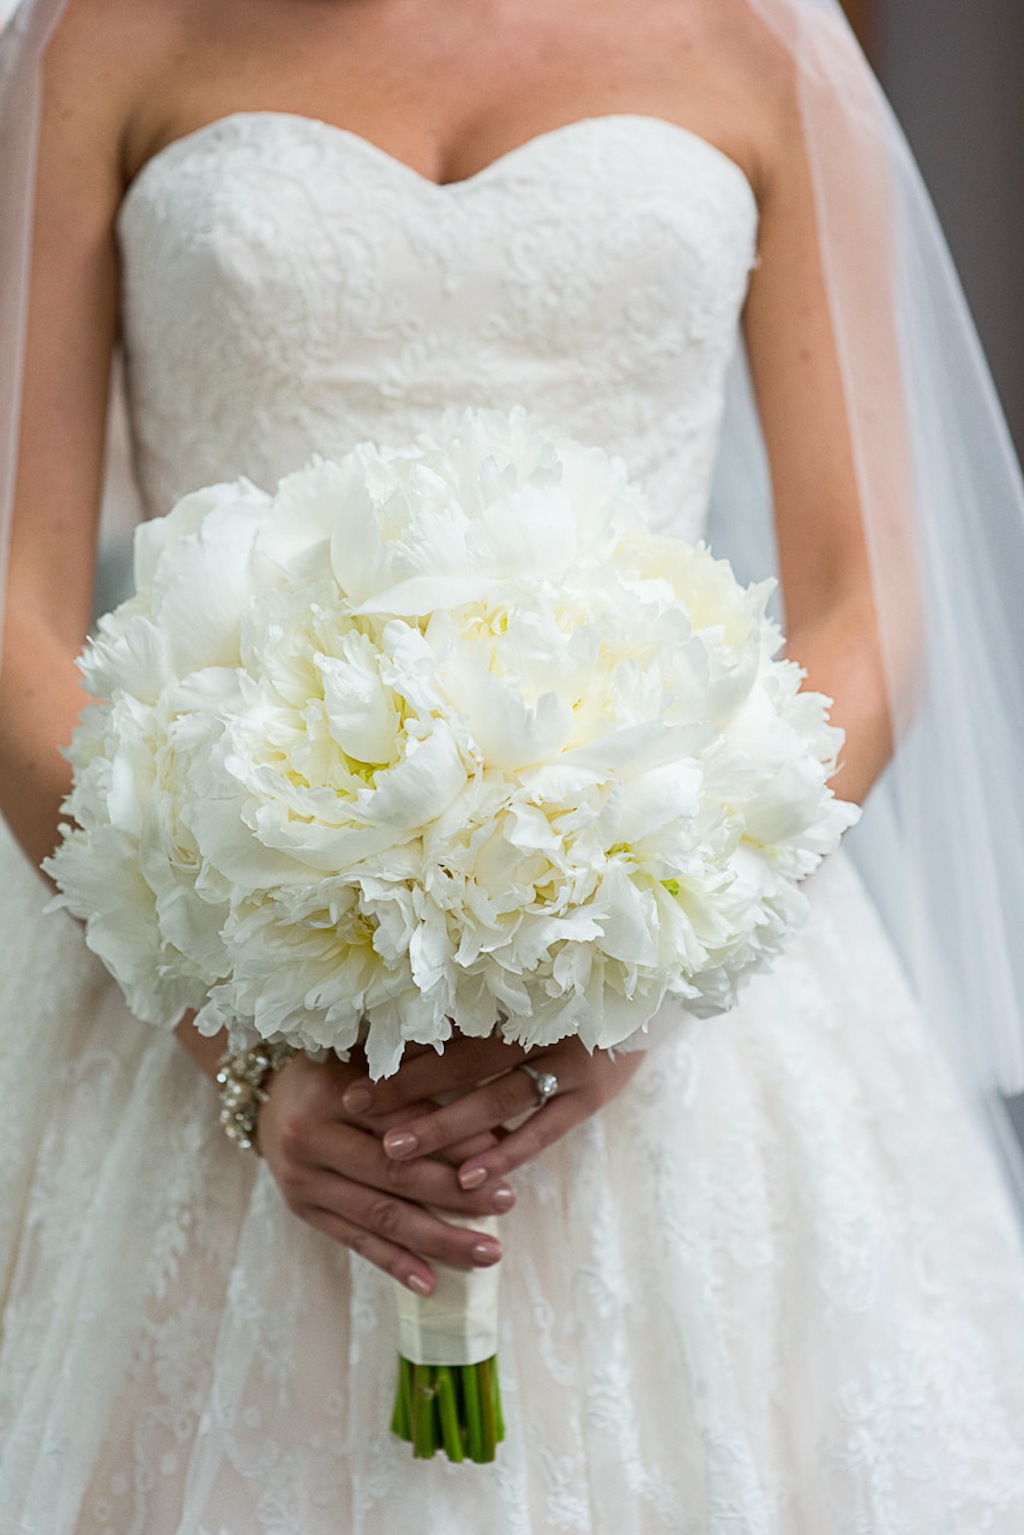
(395, 1214, 502, 1367)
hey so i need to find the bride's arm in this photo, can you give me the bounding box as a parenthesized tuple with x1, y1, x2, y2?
(4, 5, 516, 1299)
(740, 62, 896, 809)
(0, 9, 124, 867)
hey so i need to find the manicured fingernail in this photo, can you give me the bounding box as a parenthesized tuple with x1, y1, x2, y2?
(458, 1164, 487, 1190)
(491, 1186, 516, 1212)
(384, 1130, 418, 1159)
(405, 1273, 432, 1296)
(472, 1239, 502, 1265)
(342, 1085, 373, 1112)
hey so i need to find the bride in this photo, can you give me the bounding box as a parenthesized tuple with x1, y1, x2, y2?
(2, 0, 1024, 1529)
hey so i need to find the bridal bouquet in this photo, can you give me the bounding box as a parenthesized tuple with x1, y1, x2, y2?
(47, 407, 858, 1460)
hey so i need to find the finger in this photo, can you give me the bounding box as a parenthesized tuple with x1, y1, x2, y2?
(276, 1058, 448, 1133)
(348, 1095, 447, 1133)
(312, 1174, 504, 1270)
(380, 1067, 542, 1162)
(341, 1099, 503, 1164)
(440, 1130, 505, 1165)
(303, 1204, 437, 1296)
(270, 1080, 506, 1185)
(304, 1119, 516, 1216)
(455, 1094, 583, 1187)
(342, 1035, 528, 1117)
(350, 1104, 504, 1165)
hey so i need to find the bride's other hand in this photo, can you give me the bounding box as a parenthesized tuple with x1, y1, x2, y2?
(341, 1036, 645, 1190)
(256, 1052, 515, 1297)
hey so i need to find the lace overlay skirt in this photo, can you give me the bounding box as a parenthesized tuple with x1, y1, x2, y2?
(2, 821, 1024, 1535)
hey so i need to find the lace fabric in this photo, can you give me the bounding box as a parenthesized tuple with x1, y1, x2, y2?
(3, 830, 1024, 1532)
(114, 112, 757, 536)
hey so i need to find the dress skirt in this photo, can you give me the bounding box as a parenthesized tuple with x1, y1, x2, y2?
(2, 818, 1024, 1534)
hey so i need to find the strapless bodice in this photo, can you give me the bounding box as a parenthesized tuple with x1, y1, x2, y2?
(117, 112, 758, 540)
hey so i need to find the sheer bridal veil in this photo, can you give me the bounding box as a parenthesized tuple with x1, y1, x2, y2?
(3, 0, 1024, 1196)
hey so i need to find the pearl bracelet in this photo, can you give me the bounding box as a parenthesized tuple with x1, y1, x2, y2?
(215, 1041, 298, 1153)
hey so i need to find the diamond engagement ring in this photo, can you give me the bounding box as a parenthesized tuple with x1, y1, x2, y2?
(516, 1062, 559, 1107)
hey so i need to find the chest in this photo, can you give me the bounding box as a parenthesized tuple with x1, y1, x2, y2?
(129, 0, 756, 193)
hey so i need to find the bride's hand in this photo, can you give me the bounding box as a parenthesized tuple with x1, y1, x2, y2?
(340, 1036, 645, 1191)
(257, 1052, 516, 1297)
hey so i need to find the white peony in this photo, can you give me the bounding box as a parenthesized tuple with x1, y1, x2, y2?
(47, 408, 859, 1077)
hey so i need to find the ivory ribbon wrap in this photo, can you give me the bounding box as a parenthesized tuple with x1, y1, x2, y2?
(395, 1215, 501, 1367)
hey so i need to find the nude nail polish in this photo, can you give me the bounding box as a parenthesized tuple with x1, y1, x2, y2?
(491, 1186, 516, 1211)
(472, 1239, 502, 1265)
(384, 1131, 418, 1158)
(342, 1084, 373, 1113)
(406, 1273, 432, 1296)
(458, 1165, 487, 1190)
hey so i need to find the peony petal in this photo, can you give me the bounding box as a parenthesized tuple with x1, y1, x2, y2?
(351, 723, 468, 831)
(317, 644, 400, 766)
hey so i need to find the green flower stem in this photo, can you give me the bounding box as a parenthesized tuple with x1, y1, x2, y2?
(401, 1355, 414, 1434)
(477, 1357, 498, 1462)
(411, 1364, 437, 1458)
(392, 1354, 505, 1464)
(462, 1359, 484, 1462)
(491, 1355, 505, 1442)
(435, 1366, 465, 1463)
(390, 1373, 408, 1441)
(391, 1355, 413, 1441)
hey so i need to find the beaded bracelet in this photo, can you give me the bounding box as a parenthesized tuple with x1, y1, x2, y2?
(215, 1041, 298, 1153)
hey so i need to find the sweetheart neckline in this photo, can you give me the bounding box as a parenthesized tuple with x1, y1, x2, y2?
(118, 110, 759, 222)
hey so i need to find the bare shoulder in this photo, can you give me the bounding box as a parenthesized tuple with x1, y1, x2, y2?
(618, 0, 802, 201)
(44, 0, 196, 187)
(687, 0, 874, 194)
(693, 0, 803, 184)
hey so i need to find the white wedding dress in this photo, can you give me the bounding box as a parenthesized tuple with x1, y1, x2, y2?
(3, 112, 1024, 1535)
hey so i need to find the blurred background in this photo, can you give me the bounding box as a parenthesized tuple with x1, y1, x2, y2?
(844, 0, 1023, 457)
